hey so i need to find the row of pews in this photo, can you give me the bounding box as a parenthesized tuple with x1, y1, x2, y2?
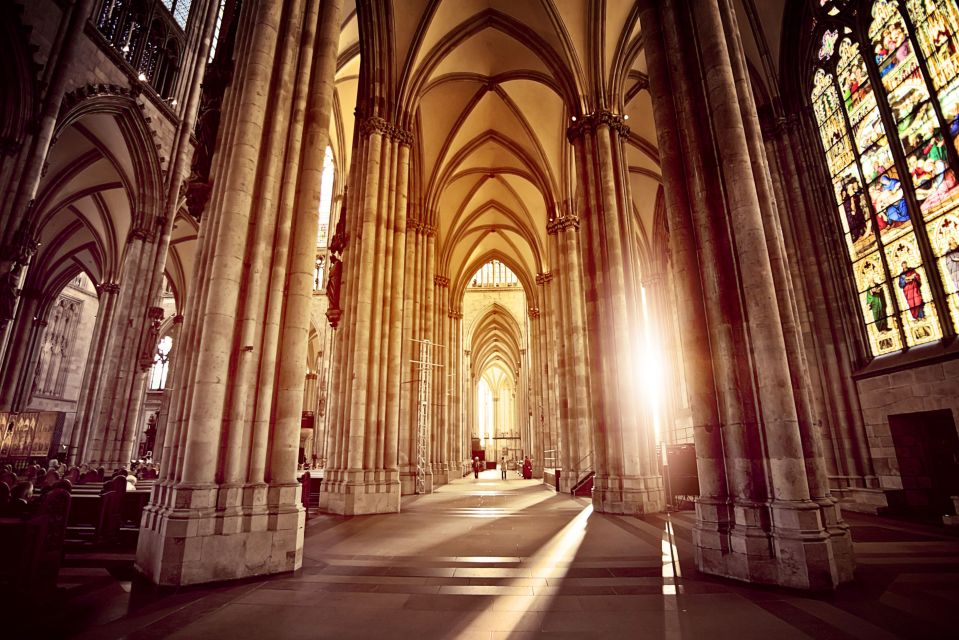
(0, 475, 155, 603)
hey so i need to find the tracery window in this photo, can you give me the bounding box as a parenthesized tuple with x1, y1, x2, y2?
(317, 147, 335, 247)
(96, 1, 185, 95)
(161, 0, 192, 28)
(148, 335, 173, 391)
(33, 298, 81, 398)
(469, 260, 519, 288)
(810, 0, 959, 356)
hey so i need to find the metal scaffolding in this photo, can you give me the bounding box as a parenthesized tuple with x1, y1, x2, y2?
(410, 339, 443, 495)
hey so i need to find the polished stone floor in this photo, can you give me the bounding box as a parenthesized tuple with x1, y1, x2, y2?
(17, 470, 959, 639)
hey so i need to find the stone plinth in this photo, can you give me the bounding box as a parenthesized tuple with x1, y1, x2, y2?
(591, 474, 665, 515)
(693, 498, 854, 590)
(319, 469, 401, 515)
(399, 466, 433, 496)
(136, 482, 304, 586)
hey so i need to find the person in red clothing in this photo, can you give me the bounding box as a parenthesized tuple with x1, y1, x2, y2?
(472, 457, 481, 479)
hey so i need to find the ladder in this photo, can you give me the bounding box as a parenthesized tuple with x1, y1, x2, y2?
(411, 339, 443, 495)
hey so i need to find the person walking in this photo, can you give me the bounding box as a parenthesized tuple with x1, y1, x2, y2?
(472, 457, 481, 479)
(500, 455, 507, 480)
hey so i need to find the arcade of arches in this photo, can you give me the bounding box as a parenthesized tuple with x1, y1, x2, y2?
(2, 0, 959, 598)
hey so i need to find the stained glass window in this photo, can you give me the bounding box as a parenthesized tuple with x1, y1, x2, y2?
(149, 336, 173, 391)
(809, 1, 959, 355)
(161, 0, 192, 29)
(906, 0, 959, 329)
(317, 147, 335, 247)
(821, 30, 839, 60)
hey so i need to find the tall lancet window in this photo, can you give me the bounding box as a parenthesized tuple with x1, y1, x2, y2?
(810, 0, 959, 356)
(317, 147, 335, 248)
(149, 336, 173, 391)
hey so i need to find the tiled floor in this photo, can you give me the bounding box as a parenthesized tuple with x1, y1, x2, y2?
(12, 471, 959, 639)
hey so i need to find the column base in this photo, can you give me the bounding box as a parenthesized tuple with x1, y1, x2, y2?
(431, 463, 450, 487)
(319, 468, 401, 514)
(399, 466, 432, 496)
(591, 474, 665, 514)
(694, 499, 855, 590)
(835, 487, 889, 515)
(135, 481, 304, 586)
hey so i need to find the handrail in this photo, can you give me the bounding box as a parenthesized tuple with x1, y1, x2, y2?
(570, 452, 594, 495)
(575, 451, 592, 470)
(543, 448, 559, 470)
(570, 468, 594, 494)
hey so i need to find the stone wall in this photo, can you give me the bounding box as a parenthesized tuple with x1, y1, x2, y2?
(19, 1, 181, 162)
(855, 358, 959, 509)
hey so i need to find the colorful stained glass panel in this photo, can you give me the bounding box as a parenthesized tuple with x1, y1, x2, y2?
(883, 233, 941, 345)
(927, 213, 959, 327)
(854, 253, 902, 354)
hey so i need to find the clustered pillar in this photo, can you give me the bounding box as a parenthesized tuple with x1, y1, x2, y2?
(137, 0, 343, 585)
(547, 215, 593, 490)
(567, 112, 664, 515)
(638, 0, 854, 589)
(321, 114, 413, 514)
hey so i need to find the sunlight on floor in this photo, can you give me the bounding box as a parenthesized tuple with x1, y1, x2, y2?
(453, 502, 594, 639)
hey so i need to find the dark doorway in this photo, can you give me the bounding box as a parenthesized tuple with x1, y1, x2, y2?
(888, 409, 959, 518)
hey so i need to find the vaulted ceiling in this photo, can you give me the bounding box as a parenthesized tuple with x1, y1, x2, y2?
(328, 0, 792, 375)
(331, 0, 674, 303)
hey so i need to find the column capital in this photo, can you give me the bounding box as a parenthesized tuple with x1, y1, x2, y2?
(130, 226, 152, 241)
(391, 126, 414, 146)
(547, 215, 580, 234)
(528, 307, 541, 319)
(98, 282, 121, 294)
(359, 116, 414, 145)
(434, 275, 450, 288)
(359, 116, 391, 138)
(173, 314, 184, 324)
(448, 309, 463, 319)
(535, 271, 553, 285)
(566, 109, 631, 142)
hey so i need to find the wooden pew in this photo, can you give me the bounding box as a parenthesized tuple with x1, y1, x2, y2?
(0, 488, 72, 601)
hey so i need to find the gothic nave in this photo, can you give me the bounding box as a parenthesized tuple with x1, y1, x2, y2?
(1, 0, 958, 637)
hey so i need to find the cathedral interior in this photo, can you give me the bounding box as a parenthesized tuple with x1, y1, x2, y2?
(1, 0, 958, 637)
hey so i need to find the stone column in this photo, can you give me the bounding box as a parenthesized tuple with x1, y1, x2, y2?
(554, 215, 592, 489)
(0, 288, 41, 411)
(69, 283, 120, 463)
(545, 226, 573, 487)
(523, 309, 541, 472)
(319, 117, 414, 513)
(534, 275, 555, 478)
(431, 275, 450, 486)
(567, 112, 664, 515)
(781, 118, 878, 501)
(641, 0, 853, 588)
(136, 0, 343, 586)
